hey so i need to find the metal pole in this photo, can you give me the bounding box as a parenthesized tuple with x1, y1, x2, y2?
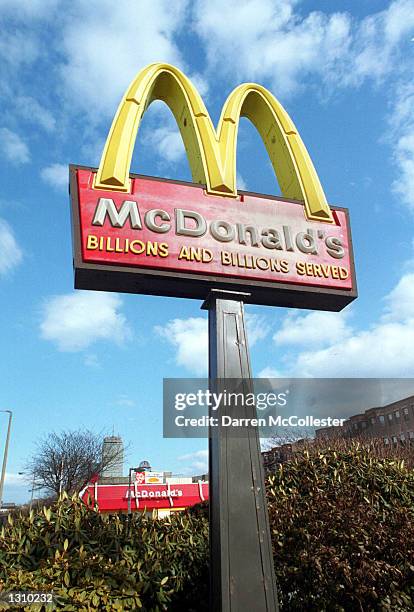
(128, 467, 132, 516)
(29, 473, 36, 510)
(202, 290, 279, 612)
(0, 411, 12, 508)
(58, 458, 64, 496)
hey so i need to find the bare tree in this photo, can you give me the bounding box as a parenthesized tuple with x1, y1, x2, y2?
(26, 429, 126, 497)
(261, 426, 313, 451)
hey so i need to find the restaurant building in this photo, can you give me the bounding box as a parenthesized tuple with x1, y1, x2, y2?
(80, 453, 208, 517)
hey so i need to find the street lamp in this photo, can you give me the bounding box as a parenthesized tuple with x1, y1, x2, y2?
(0, 410, 12, 509)
(127, 466, 141, 517)
(18, 471, 39, 510)
(28, 474, 39, 510)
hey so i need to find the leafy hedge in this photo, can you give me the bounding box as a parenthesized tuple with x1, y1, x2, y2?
(0, 497, 208, 611)
(267, 445, 414, 611)
(1, 444, 414, 611)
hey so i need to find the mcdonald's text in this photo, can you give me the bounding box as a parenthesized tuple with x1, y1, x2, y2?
(70, 167, 356, 310)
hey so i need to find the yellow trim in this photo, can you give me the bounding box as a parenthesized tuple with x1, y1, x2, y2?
(95, 63, 333, 223)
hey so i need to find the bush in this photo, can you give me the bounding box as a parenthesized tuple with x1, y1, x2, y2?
(267, 444, 414, 611)
(1, 443, 414, 611)
(0, 496, 208, 611)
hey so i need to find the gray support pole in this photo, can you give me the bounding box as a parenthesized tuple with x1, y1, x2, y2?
(29, 472, 36, 511)
(0, 411, 12, 508)
(128, 468, 132, 516)
(202, 290, 278, 612)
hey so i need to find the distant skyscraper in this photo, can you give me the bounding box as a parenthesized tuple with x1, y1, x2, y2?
(101, 436, 124, 477)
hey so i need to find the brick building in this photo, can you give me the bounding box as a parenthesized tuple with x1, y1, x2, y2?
(316, 394, 414, 445)
(262, 439, 307, 473)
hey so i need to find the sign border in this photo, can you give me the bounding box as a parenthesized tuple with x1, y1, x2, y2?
(70, 164, 357, 311)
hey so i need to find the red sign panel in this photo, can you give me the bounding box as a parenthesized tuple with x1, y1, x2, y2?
(70, 166, 356, 310)
(81, 482, 209, 513)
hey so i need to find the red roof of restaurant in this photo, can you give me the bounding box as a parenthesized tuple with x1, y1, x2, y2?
(80, 481, 209, 513)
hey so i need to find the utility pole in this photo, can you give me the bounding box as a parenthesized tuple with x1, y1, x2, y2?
(0, 410, 13, 508)
(128, 466, 141, 516)
(29, 472, 36, 510)
(128, 467, 133, 516)
(58, 458, 64, 496)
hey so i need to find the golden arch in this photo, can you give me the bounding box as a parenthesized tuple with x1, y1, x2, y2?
(95, 63, 333, 222)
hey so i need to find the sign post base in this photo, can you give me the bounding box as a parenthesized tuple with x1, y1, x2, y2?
(202, 290, 279, 612)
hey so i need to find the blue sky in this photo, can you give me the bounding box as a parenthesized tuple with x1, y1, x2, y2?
(1, 0, 414, 503)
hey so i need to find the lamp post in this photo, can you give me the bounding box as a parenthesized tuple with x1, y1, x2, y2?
(127, 466, 141, 517)
(0, 410, 12, 509)
(18, 471, 39, 510)
(29, 473, 38, 510)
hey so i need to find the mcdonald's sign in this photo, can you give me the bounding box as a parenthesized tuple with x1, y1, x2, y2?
(70, 63, 356, 310)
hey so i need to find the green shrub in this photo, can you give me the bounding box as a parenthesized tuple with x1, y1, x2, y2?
(267, 444, 414, 611)
(0, 496, 208, 611)
(1, 444, 414, 611)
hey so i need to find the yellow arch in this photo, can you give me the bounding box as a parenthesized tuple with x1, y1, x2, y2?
(94, 63, 333, 223)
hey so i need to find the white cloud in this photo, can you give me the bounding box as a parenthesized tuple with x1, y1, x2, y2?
(274, 309, 351, 348)
(390, 82, 414, 210)
(193, 0, 350, 96)
(84, 353, 100, 368)
(40, 291, 130, 351)
(178, 449, 208, 475)
(59, 0, 188, 118)
(264, 270, 414, 377)
(80, 135, 106, 168)
(237, 172, 248, 191)
(383, 270, 414, 321)
(0, 128, 30, 164)
(393, 134, 414, 211)
(141, 102, 187, 167)
(40, 164, 68, 190)
(257, 366, 284, 378)
(116, 395, 136, 408)
(0, 219, 23, 275)
(245, 313, 270, 346)
(145, 126, 186, 164)
(383, 0, 414, 42)
(15, 96, 56, 132)
(156, 313, 269, 375)
(293, 319, 414, 377)
(194, 0, 414, 215)
(0, 0, 58, 18)
(193, 0, 414, 96)
(4, 472, 26, 486)
(187, 72, 209, 99)
(0, 30, 39, 69)
(155, 317, 208, 375)
(343, 0, 414, 86)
